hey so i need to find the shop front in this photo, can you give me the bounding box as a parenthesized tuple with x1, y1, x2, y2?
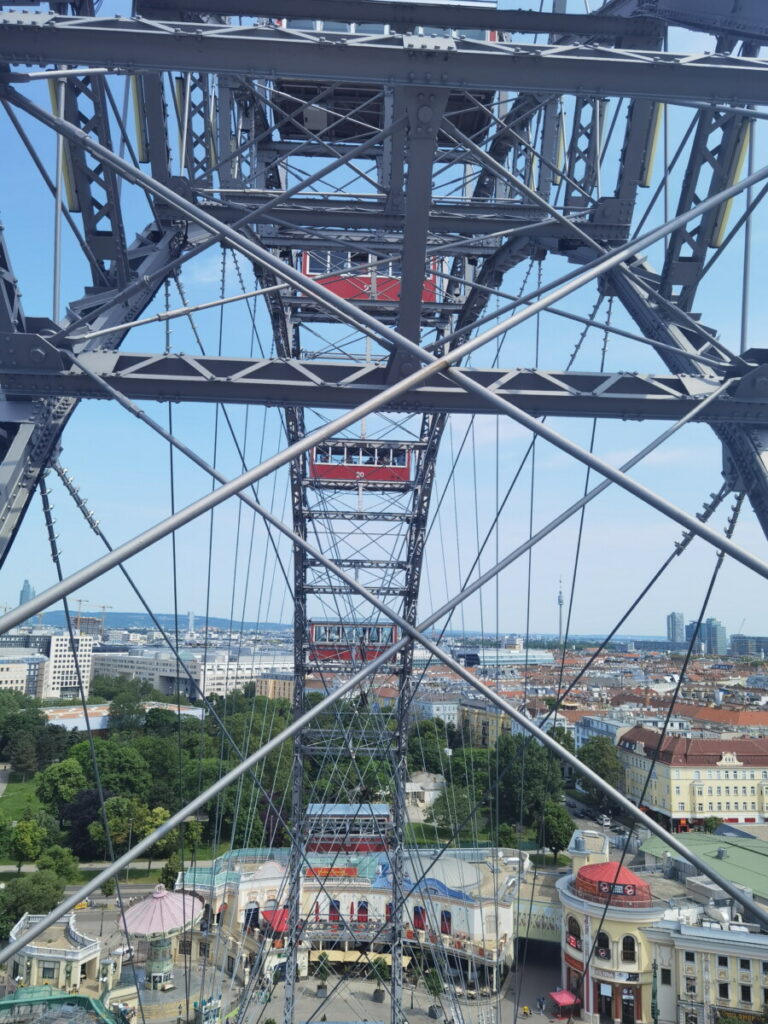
(591, 973, 641, 1024)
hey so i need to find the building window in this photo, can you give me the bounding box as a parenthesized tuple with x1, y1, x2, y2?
(226, 956, 235, 975)
(741, 960, 751, 972)
(596, 932, 610, 960)
(661, 968, 671, 986)
(685, 951, 696, 964)
(566, 917, 582, 952)
(685, 1013, 698, 1024)
(719, 983, 729, 1000)
(741, 986, 752, 1004)
(41, 963, 56, 980)
(179, 939, 191, 955)
(719, 956, 729, 968)
(199, 942, 209, 959)
(621, 936, 636, 964)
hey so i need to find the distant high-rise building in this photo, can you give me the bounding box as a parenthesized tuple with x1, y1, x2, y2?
(730, 634, 768, 658)
(666, 611, 685, 644)
(702, 617, 728, 656)
(18, 579, 34, 606)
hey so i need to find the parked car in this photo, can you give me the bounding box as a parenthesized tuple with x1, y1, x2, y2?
(597, 814, 611, 827)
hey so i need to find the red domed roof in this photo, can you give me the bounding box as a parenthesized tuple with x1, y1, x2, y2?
(573, 862, 653, 908)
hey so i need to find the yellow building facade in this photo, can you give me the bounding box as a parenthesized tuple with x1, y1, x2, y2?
(617, 728, 768, 830)
(556, 862, 666, 1024)
(459, 701, 511, 748)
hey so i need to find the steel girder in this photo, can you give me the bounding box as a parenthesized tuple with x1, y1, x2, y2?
(6, 349, 765, 423)
(136, 0, 662, 41)
(2, 15, 768, 105)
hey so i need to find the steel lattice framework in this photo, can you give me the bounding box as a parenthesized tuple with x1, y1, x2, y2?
(2, 1, 768, 1022)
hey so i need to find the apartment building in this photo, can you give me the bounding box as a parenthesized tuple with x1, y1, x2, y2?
(91, 650, 292, 700)
(618, 727, 768, 829)
(41, 635, 94, 699)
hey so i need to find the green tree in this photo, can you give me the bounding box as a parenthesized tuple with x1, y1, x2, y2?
(542, 801, 574, 862)
(87, 796, 151, 856)
(448, 747, 490, 805)
(70, 738, 151, 800)
(315, 952, 330, 987)
(35, 758, 88, 825)
(369, 957, 390, 991)
(424, 969, 443, 1005)
(577, 737, 621, 809)
(160, 850, 181, 891)
(426, 785, 478, 833)
(142, 806, 171, 872)
(702, 816, 724, 834)
(7, 731, 38, 779)
(496, 734, 563, 827)
(548, 725, 575, 754)
(8, 819, 46, 872)
(0, 870, 64, 940)
(497, 823, 517, 847)
(36, 844, 80, 883)
(101, 875, 117, 899)
(407, 719, 453, 774)
(108, 684, 147, 733)
(35, 724, 75, 770)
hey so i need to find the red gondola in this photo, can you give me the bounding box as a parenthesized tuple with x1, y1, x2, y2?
(300, 251, 439, 304)
(309, 440, 412, 488)
(308, 622, 399, 663)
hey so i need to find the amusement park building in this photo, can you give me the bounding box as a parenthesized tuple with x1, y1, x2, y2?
(176, 843, 518, 993)
(557, 832, 767, 1024)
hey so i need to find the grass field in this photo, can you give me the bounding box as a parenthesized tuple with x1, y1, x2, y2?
(0, 778, 42, 820)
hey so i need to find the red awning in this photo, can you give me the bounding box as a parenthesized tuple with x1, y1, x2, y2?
(549, 991, 580, 1007)
(261, 909, 289, 933)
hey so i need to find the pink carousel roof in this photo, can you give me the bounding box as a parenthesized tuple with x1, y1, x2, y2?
(122, 884, 204, 938)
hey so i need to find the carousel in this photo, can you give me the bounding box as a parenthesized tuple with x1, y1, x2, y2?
(122, 884, 204, 991)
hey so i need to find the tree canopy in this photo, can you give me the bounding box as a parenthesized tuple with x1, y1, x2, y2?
(577, 737, 621, 809)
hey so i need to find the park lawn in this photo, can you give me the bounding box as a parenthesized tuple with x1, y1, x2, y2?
(530, 852, 570, 868)
(0, 778, 42, 820)
(405, 822, 491, 846)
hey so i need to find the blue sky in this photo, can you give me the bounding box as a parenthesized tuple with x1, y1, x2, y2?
(1, 7, 767, 641)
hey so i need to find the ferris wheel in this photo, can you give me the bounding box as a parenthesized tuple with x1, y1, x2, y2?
(0, 2, 768, 1023)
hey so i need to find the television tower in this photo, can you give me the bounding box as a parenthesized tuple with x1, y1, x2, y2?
(558, 579, 564, 646)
